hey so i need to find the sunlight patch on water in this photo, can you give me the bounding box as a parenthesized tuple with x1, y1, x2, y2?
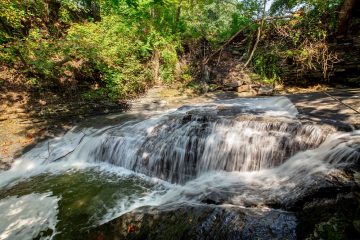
(0, 165, 171, 240)
(0, 192, 59, 240)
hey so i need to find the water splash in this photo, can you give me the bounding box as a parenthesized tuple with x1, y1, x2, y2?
(97, 130, 360, 224)
(0, 192, 59, 240)
(67, 97, 334, 183)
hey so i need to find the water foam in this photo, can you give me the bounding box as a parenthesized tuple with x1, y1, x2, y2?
(95, 130, 360, 223)
(66, 97, 331, 183)
(0, 96, 358, 235)
(0, 192, 59, 240)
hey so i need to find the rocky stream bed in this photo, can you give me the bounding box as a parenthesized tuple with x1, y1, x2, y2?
(0, 88, 359, 240)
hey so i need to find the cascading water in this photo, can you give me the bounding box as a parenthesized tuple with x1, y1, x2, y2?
(73, 111, 332, 183)
(68, 97, 335, 183)
(0, 96, 359, 239)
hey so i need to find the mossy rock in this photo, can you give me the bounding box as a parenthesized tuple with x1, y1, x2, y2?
(86, 205, 297, 240)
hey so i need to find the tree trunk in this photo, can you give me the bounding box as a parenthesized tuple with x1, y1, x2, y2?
(336, 0, 355, 38)
(90, 0, 101, 22)
(152, 50, 160, 84)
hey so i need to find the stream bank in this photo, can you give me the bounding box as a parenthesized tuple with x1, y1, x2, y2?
(1, 86, 359, 170)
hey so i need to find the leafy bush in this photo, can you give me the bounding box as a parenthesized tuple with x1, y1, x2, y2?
(253, 53, 281, 83)
(66, 15, 153, 99)
(1, 0, 349, 101)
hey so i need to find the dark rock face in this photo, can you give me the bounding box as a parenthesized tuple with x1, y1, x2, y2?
(84, 167, 360, 240)
(87, 205, 297, 240)
(297, 192, 360, 239)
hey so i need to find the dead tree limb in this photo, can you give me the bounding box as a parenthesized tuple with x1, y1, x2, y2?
(203, 25, 249, 65)
(256, 15, 294, 22)
(202, 14, 294, 65)
(244, 0, 267, 67)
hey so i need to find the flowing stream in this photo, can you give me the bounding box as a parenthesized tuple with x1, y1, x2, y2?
(0, 96, 359, 239)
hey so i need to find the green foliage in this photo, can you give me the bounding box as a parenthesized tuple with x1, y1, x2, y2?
(0, 0, 190, 99)
(253, 53, 281, 82)
(249, 0, 345, 82)
(0, 0, 349, 101)
(181, 0, 253, 45)
(0, 0, 85, 42)
(0, 0, 29, 42)
(20, 28, 56, 78)
(270, 0, 343, 15)
(180, 64, 193, 84)
(308, 217, 348, 240)
(66, 15, 153, 99)
(0, 45, 15, 64)
(160, 46, 179, 84)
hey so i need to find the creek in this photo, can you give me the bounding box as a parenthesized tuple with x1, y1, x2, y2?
(0, 97, 359, 239)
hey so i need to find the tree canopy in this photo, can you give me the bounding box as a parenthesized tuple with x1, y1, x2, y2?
(0, 0, 356, 100)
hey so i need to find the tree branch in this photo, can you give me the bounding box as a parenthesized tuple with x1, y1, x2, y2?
(203, 25, 249, 65)
(202, 13, 295, 65)
(244, 0, 267, 67)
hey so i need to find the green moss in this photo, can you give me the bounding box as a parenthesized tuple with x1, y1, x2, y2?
(307, 217, 349, 240)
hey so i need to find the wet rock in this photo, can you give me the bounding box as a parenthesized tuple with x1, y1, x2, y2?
(297, 192, 360, 239)
(249, 84, 260, 91)
(257, 85, 274, 96)
(87, 205, 297, 240)
(200, 191, 229, 205)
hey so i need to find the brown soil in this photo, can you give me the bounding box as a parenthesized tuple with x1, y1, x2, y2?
(0, 67, 127, 170)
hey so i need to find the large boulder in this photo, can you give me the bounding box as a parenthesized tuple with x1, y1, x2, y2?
(87, 205, 297, 240)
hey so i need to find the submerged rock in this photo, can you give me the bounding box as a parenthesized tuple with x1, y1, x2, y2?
(87, 205, 297, 240)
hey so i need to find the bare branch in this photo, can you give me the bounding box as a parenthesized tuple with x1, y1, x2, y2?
(245, 0, 267, 67)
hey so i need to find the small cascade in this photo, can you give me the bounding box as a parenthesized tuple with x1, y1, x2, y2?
(68, 97, 336, 183)
(176, 130, 360, 209)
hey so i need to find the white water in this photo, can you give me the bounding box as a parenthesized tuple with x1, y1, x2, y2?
(66, 97, 334, 183)
(0, 96, 359, 238)
(96, 130, 360, 223)
(0, 192, 59, 240)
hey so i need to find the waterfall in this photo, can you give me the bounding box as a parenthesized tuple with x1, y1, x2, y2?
(67, 97, 337, 183)
(1, 96, 359, 239)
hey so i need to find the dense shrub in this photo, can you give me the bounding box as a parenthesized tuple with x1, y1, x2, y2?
(0, 0, 354, 100)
